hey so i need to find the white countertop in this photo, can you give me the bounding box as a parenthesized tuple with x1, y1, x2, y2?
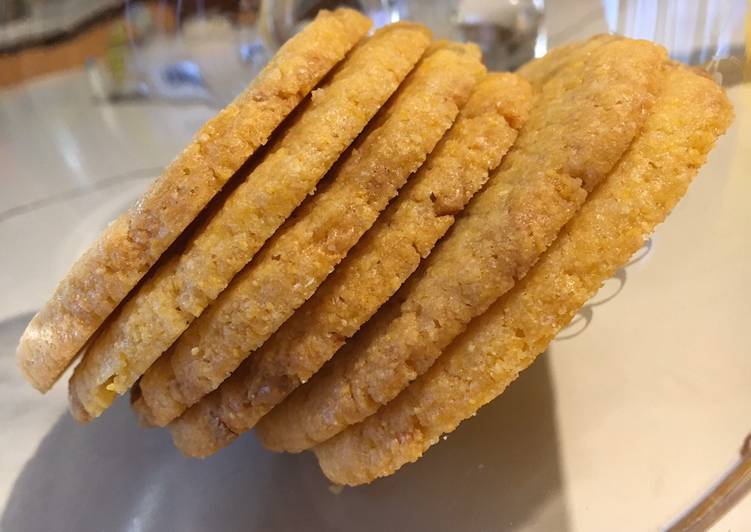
(0, 3, 749, 531)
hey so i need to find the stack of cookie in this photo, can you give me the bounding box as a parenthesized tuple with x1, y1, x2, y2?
(17, 8, 732, 486)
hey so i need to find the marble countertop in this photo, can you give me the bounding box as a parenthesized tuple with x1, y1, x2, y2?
(1, 2, 749, 530)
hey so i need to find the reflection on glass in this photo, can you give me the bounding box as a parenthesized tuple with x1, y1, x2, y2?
(258, 0, 546, 70)
(84, 0, 550, 104)
(603, 0, 747, 65)
(87, 0, 270, 106)
(259, 0, 405, 49)
(453, 0, 546, 69)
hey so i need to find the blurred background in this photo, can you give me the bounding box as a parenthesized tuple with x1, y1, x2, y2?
(0, 0, 746, 102)
(0, 1, 749, 531)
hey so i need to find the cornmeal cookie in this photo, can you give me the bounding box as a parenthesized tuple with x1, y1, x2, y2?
(516, 33, 618, 88)
(170, 72, 533, 458)
(133, 40, 486, 428)
(314, 64, 734, 485)
(17, 8, 370, 393)
(256, 36, 668, 453)
(68, 22, 430, 422)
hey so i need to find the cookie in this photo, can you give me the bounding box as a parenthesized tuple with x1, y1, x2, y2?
(314, 64, 733, 485)
(256, 36, 668, 453)
(17, 8, 370, 393)
(133, 40, 485, 428)
(515, 33, 617, 88)
(170, 72, 533, 457)
(68, 21, 429, 421)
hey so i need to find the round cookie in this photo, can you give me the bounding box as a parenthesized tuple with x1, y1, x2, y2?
(515, 33, 618, 88)
(169, 72, 534, 458)
(256, 36, 668, 453)
(68, 21, 431, 422)
(132, 40, 486, 427)
(314, 64, 734, 485)
(17, 8, 371, 393)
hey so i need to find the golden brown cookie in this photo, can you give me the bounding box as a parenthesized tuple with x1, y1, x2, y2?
(314, 64, 734, 485)
(17, 8, 370, 393)
(133, 40, 486, 428)
(256, 36, 668, 453)
(68, 22, 431, 422)
(169, 72, 533, 458)
(515, 33, 618, 88)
